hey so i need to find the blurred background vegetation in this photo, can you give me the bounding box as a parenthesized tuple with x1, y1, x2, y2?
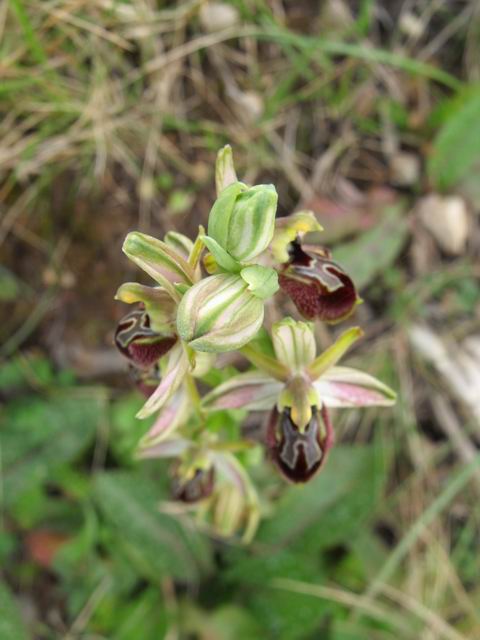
(1, 0, 480, 638)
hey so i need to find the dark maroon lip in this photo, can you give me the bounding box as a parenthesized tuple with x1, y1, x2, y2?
(266, 406, 334, 483)
(279, 240, 358, 323)
(115, 308, 177, 368)
(171, 467, 215, 503)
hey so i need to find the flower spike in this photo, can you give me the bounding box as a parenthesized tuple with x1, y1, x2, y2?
(114, 145, 397, 533)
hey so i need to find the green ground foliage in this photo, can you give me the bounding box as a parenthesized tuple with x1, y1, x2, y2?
(1, 1, 480, 638)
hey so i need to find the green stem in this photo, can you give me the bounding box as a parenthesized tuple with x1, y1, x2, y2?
(185, 373, 202, 414)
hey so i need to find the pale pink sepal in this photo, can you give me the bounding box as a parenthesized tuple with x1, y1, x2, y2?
(136, 343, 190, 419)
(137, 437, 191, 459)
(202, 371, 282, 411)
(139, 389, 189, 447)
(314, 366, 396, 408)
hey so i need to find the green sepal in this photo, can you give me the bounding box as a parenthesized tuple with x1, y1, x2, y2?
(272, 210, 323, 263)
(208, 181, 247, 251)
(114, 282, 175, 331)
(215, 145, 238, 195)
(307, 327, 363, 380)
(240, 265, 279, 299)
(272, 317, 316, 372)
(200, 235, 242, 273)
(164, 231, 194, 261)
(227, 185, 277, 262)
(122, 231, 194, 301)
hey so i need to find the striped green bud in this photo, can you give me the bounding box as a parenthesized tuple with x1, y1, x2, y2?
(208, 182, 278, 263)
(123, 231, 195, 300)
(176, 274, 264, 353)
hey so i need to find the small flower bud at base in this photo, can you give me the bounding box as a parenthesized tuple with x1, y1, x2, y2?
(171, 466, 215, 503)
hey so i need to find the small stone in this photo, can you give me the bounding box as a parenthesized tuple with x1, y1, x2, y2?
(417, 194, 469, 255)
(390, 152, 421, 187)
(199, 2, 239, 32)
(234, 91, 264, 122)
(399, 12, 424, 39)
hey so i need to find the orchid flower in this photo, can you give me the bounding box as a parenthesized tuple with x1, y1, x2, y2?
(271, 211, 360, 323)
(203, 318, 396, 482)
(115, 230, 212, 419)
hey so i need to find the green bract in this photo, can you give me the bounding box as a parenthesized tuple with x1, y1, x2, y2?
(176, 274, 264, 352)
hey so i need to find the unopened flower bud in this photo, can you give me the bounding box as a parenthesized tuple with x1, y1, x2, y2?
(212, 482, 248, 538)
(115, 309, 177, 368)
(172, 465, 215, 503)
(208, 182, 278, 263)
(123, 231, 195, 294)
(176, 274, 264, 352)
(266, 406, 333, 483)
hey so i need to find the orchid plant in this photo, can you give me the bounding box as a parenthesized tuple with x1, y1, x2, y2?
(114, 146, 396, 542)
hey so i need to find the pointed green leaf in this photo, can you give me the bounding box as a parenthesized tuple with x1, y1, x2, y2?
(94, 471, 211, 582)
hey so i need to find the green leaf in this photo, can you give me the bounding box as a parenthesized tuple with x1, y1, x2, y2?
(334, 205, 408, 289)
(0, 580, 30, 640)
(0, 389, 106, 506)
(181, 602, 264, 640)
(93, 471, 212, 583)
(257, 444, 386, 550)
(113, 587, 168, 640)
(225, 549, 331, 639)
(429, 85, 480, 190)
(222, 445, 388, 639)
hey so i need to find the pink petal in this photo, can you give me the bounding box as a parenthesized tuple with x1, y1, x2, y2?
(202, 372, 282, 411)
(315, 366, 396, 408)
